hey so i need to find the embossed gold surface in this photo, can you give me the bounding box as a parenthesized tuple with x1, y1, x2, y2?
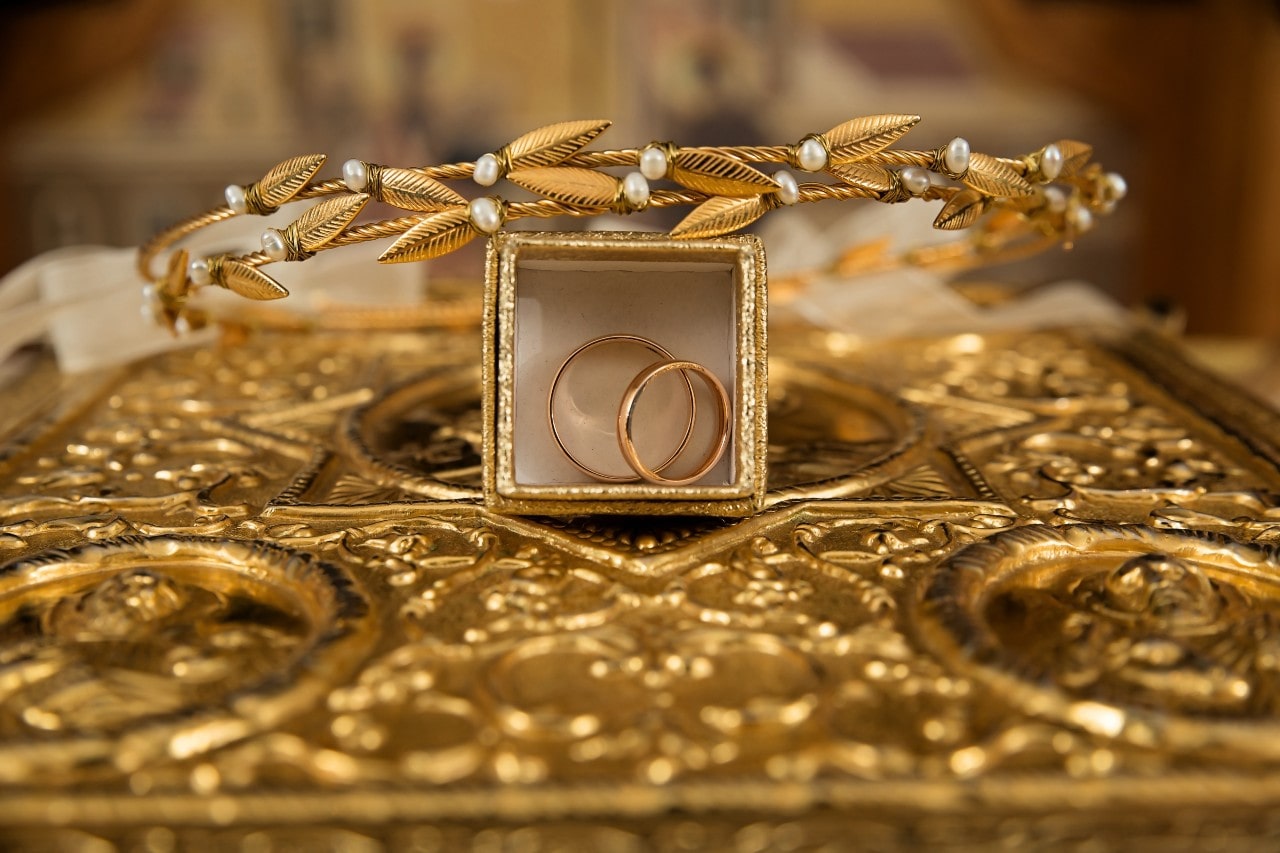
(2, 321, 1280, 849)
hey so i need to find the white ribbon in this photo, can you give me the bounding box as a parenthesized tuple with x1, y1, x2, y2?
(0, 204, 426, 373)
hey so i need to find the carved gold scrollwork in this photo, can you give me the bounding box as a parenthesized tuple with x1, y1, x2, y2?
(0, 536, 372, 783)
(0, 326, 1279, 836)
(920, 524, 1280, 757)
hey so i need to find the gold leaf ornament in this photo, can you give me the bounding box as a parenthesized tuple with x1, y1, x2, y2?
(828, 163, 897, 195)
(376, 167, 467, 211)
(670, 195, 774, 239)
(507, 168, 621, 208)
(218, 259, 289, 300)
(378, 207, 476, 264)
(933, 189, 987, 231)
(161, 248, 190, 300)
(502, 119, 612, 171)
(1052, 140, 1094, 179)
(823, 114, 920, 163)
(252, 154, 327, 211)
(670, 149, 778, 197)
(291, 194, 370, 252)
(963, 153, 1034, 198)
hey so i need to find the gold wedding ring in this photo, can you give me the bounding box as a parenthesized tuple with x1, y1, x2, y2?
(617, 359, 732, 486)
(548, 334, 696, 483)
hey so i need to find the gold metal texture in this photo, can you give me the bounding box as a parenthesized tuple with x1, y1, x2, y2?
(1, 320, 1279, 847)
(484, 232, 769, 516)
(137, 116, 1124, 336)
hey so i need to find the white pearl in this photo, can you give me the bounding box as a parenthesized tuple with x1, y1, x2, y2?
(1040, 144, 1063, 181)
(640, 146, 668, 181)
(944, 137, 971, 175)
(1044, 186, 1068, 214)
(1104, 172, 1128, 201)
(174, 314, 192, 336)
(139, 298, 157, 322)
(342, 158, 369, 192)
(224, 184, 248, 215)
(900, 166, 931, 196)
(188, 258, 211, 286)
(775, 170, 799, 205)
(141, 283, 157, 304)
(473, 153, 501, 187)
(796, 137, 828, 172)
(622, 172, 650, 208)
(261, 228, 288, 261)
(469, 197, 503, 233)
(1067, 204, 1094, 232)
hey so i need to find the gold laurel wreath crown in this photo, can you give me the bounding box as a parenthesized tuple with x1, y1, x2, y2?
(138, 115, 1125, 333)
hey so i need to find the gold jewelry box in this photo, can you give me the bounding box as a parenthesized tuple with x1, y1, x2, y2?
(482, 231, 768, 516)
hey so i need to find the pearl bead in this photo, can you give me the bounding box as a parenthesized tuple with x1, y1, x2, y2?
(342, 158, 369, 192)
(1044, 186, 1068, 214)
(1104, 172, 1128, 201)
(139, 297, 157, 323)
(775, 170, 799, 205)
(1040, 144, 1063, 181)
(640, 145, 669, 180)
(174, 314, 192, 336)
(224, 184, 248, 215)
(188, 258, 211, 286)
(796, 137, 828, 172)
(622, 172, 650, 208)
(1067, 204, 1094, 232)
(469, 197, 503, 233)
(944, 137, 971, 175)
(474, 153, 501, 187)
(261, 228, 288, 261)
(900, 167, 931, 196)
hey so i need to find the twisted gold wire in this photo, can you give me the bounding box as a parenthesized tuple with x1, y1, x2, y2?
(138, 118, 1122, 334)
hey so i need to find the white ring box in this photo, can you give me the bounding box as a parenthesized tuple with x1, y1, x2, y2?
(483, 231, 768, 516)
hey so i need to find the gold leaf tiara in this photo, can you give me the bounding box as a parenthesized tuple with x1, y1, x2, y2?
(138, 115, 1125, 333)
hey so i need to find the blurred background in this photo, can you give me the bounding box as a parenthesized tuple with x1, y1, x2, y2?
(0, 0, 1276, 333)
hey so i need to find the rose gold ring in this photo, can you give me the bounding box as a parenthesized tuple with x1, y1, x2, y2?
(617, 359, 731, 486)
(548, 334, 696, 483)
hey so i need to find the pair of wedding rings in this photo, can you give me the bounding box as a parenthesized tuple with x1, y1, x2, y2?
(548, 334, 732, 486)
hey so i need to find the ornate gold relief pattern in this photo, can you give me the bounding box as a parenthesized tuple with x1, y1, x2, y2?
(1, 325, 1280, 845)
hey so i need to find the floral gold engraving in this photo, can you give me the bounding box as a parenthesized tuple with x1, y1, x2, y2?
(0, 325, 1276, 843)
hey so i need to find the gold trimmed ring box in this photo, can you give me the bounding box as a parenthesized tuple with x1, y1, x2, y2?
(483, 231, 768, 516)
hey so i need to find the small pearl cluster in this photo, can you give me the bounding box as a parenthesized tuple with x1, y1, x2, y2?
(774, 170, 799, 205)
(469, 197, 504, 233)
(342, 159, 370, 192)
(224, 184, 248, 215)
(622, 172, 650, 209)
(473, 153, 502, 187)
(1099, 172, 1128, 215)
(140, 283, 160, 323)
(639, 145, 669, 180)
(261, 228, 289, 261)
(1066, 202, 1094, 233)
(188, 258, 212, 286)
(1061, 172, 1127, 233)
(899, 167, 931, 196)
(943, 137, 971, 176)
(795, 136, 829, 172)
(1039, 144, 1063, 181)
